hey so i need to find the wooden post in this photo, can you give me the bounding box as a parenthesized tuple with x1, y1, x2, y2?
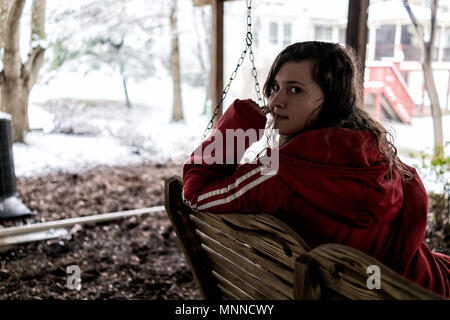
(211, 0, 223, 126)
(346, 0, 369, 79)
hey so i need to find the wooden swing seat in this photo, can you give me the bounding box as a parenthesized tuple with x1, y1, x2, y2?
(164, 175, 446, 300)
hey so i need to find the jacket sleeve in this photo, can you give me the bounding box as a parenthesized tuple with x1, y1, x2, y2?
(182, 99, 292, 214)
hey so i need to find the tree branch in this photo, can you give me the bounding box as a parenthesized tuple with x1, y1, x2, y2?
(23, 45, 45, 88)
(428, 0, 438, 52)
(3, 0, 26, 79)
(0, 0, 9, 51)
(31, 0, 46, 42)
(402, 0, 425, 41)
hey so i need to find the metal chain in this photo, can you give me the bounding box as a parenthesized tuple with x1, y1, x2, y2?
(201, 0, 267, 140)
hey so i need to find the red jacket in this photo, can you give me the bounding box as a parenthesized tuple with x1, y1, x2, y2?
(182, 99, 450, 298)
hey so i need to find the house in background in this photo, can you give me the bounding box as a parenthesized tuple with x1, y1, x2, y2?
(223, 0, 450, 123)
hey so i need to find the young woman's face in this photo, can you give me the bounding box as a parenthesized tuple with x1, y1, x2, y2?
(268, 60, 324, 135)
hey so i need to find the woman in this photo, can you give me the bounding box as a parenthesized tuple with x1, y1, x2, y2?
(182, 41, 450, 297)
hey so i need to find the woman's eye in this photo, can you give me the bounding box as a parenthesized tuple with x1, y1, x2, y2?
(271, 84, 279, 93)
(290, 87, 301, 94)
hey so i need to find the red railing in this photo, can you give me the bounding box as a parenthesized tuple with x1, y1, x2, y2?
(364, 62, 414, 124)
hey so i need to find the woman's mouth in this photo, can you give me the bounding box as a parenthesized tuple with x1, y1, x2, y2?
(274, 114, 289, 120)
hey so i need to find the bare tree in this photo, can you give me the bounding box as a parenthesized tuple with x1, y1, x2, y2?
(0, 0, 46, 142)
(0, 0, 7, 50)
(193, 5, 211, 115)
(0, 0, 9, 111)
(403, 0, 444, 159)
(170, 0, 183, 121)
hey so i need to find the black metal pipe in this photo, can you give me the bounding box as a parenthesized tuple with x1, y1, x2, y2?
(0, 112, 32, 220)
(0, 116, 17, 200)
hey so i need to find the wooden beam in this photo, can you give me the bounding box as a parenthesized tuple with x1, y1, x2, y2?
(192, 0, 232, 7)
(0, 206, 165, 238)
(346, 0, 369, 78)
(211, 0, 224, 126)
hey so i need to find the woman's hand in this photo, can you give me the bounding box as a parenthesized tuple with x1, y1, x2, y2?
(249, 100, 270, 116)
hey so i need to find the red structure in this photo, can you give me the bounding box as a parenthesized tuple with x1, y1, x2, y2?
(364, 62, 415, 124)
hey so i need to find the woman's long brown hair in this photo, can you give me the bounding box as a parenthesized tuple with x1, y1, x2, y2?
(263, 41, 412, 181)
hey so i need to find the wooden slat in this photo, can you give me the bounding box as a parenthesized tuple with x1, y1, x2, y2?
(191, 212, 299, 269)
(235, 213, 311, 251)
(293, 253, 322, 300)
(202, 244, 290, 300)
(219, 213, 311, 251)
(213, 271, 253, 300)
(209, 253, 268, 300)
(196, 228, 294, 298)
(218, 284, 240, 300)
(311, 244, 447, 300)
(193, 216, 295, 284)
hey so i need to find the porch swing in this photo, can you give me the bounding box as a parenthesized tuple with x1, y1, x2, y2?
(163, 0, 445, 300)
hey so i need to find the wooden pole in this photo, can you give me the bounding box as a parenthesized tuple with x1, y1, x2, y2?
(0, 206, 165, 238)
(211, 0, 223, 127)
(346, 0, 369, 78)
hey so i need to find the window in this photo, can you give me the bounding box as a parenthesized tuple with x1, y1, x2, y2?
(270, 22, 278, 44)
(283, 23, 292, 47)
(401, 24, 421, 61)
(375, 24, 396, 60)
(443, 27, 450, 61)
(314, 26, 332, 42)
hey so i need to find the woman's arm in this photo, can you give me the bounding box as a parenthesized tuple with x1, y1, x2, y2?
(182, 99, 291, 214)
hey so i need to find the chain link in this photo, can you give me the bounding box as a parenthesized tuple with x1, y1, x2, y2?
(201, 0, 267, 140)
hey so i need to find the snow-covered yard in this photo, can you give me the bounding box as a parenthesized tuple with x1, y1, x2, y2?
(13, 72, 238, 177)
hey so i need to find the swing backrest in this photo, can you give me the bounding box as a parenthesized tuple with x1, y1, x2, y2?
(164, 175, 446, 300)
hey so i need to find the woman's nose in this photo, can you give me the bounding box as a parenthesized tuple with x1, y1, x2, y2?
(269, 92, 286, 110)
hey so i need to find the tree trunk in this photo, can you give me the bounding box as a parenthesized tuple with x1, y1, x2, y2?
(0, 0, 7, 50)
(170, 0, 183, 121)
(193, 6, 211, 115)
(1, 78, 29, 142)
(122, 75, 131, 108)
(0, 0, 46, 142)
(0, 0, 10, 113)
(403, 0, 444, 159)
(24, 0, 46, 132)
(423, 61, 444, 158)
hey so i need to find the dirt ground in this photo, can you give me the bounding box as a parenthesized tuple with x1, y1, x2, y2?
(0, 162, 201, 299)
(0, 161, 448, 300)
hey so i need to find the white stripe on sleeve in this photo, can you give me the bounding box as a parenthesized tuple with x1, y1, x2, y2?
(197, 166, 264, 202)
(197, 172, 276, 211)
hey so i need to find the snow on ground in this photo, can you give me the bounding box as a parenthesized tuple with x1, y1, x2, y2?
(382, 116, 450, 194)
(14, 72, 211, 177)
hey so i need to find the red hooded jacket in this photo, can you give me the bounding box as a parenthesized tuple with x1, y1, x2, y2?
(182, 99, 450, 298)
